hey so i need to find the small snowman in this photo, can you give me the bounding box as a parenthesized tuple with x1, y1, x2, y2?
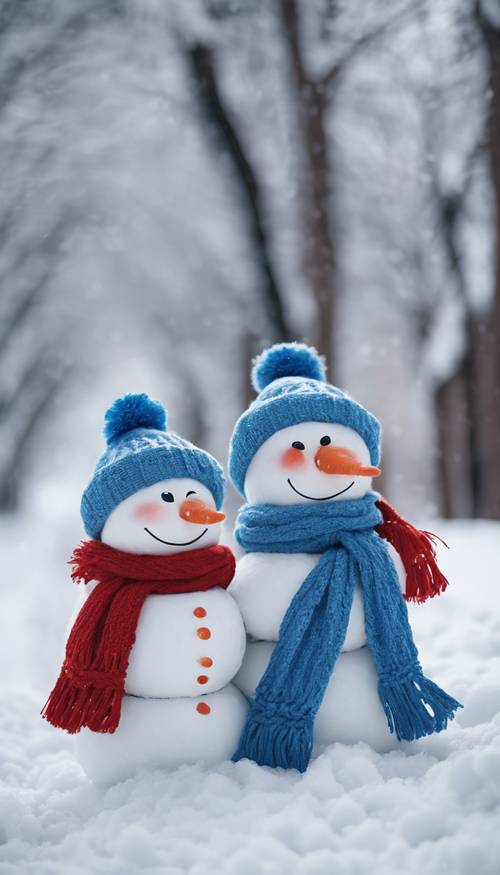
(228, 343, 461, 772)
(43, 393, 248, 783)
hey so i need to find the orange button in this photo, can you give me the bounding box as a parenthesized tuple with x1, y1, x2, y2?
(197, 675, 209, 685)
(198, 657, 213, 668)
(193, 607, 207, 618)
(196, 702, 211, 715)
(197, 627, 211, 640)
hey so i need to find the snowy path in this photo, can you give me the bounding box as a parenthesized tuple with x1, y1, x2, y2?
(0, 521, 499, 875)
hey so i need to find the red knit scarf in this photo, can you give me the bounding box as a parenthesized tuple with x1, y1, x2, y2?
(376, 497, 448, 602)
(42, 541, 236, 735)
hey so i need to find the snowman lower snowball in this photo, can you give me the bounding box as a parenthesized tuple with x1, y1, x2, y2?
(42, 394, 248, 783)
(228, 342, 462, 772)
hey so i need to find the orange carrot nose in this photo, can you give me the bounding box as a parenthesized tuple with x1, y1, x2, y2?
(314, 445, 381, 477)
(179, 498, 225, 525)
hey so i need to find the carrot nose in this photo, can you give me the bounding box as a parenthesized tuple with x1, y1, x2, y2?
(314, 445, 381, 477)
(179, 498, 225, 525)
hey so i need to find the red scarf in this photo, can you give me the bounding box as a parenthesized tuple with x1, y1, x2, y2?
(42, 541, 236, 735)
(376, 498, 448, 602)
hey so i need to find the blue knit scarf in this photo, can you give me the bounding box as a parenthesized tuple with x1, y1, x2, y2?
(233, 493, 461, 772)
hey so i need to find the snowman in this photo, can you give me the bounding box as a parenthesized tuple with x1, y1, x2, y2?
(228, 343, 461, 772)
(42, 393, 248, 783)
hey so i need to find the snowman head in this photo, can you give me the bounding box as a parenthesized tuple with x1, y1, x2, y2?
(81, 393, 225, 553)
(101, 477, 224, 555)
(229, 343, 382, 505)
(244, 421, 379, 505)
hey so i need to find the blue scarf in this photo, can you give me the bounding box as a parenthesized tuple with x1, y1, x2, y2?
(233, 493, 461, 772)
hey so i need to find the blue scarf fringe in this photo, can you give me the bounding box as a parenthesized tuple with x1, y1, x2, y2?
(380, 674, 460, 741)
(234, 702, 313, 773)
(233, 494, 462, 771)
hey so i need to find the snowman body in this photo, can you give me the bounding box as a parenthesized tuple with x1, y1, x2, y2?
(71, 583, 246, 698)
(73, 477, 248, 783)
(230, 421, 408, 754)
(232, 544, 405, 753)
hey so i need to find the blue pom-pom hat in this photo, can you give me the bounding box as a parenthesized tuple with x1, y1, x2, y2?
(81, 393, 225, 539)
(229, 342, 381, 497)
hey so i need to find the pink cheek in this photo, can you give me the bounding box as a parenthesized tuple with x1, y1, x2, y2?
(280, 448, 307, 469)
(133, 502, 168, 522)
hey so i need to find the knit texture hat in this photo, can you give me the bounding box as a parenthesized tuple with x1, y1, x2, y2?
(228, 343, 381, 497)
(81, 393, 225, 539)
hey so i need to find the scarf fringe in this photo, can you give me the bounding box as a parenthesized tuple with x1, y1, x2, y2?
(233, 708, 313, 773)
(379, 673, 462, 741)
(376, 498, 449, 603)
(41, 654, 126, 734)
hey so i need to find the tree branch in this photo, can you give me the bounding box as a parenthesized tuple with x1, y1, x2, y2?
(319, 4, 416, 90)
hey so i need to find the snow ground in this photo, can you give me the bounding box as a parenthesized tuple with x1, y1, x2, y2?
(0, 518, 499, 875)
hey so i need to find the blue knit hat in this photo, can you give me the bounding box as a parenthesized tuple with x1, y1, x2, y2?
(81, 393, 225, 539)
(228, 343, 381, 497)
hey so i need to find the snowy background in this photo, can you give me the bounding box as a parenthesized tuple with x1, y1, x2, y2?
(1, 1, 499, 873)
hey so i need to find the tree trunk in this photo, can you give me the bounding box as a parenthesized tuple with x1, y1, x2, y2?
(188, 43, 295, 407)
(280, 0, 336, 378)
(435, 368, 474, 518)
(474, 15, 500, 518)
(188, 43, 293, 346)
(431, 186, 480, 517)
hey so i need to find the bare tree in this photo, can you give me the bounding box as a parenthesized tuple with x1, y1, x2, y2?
(421, 2, 500, 518)
(278, 1, 414, 379)
(188, 41, 295, 405)
(474, 4, 500, 518)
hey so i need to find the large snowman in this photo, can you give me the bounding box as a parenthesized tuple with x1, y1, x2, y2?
(43, 393, 248, 783)
(228, 343, 461, 771)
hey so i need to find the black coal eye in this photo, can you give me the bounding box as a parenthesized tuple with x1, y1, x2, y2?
(161, 491, 174, 503)
(186, 490, 196, 497)
(320, 435, 331, 446)
(292, 441, 305, 450)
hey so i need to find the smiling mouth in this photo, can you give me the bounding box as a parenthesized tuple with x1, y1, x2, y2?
(287, 479, 355, 501)
(143, 527, 208, 546)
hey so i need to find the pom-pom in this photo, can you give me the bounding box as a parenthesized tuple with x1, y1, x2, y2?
(252, 343, 326, 392)
(103, 393, 167, 445)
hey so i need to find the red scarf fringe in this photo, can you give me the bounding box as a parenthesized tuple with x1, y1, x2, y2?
(376, 498, 448, 602)
(42, 541, 235, 735)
